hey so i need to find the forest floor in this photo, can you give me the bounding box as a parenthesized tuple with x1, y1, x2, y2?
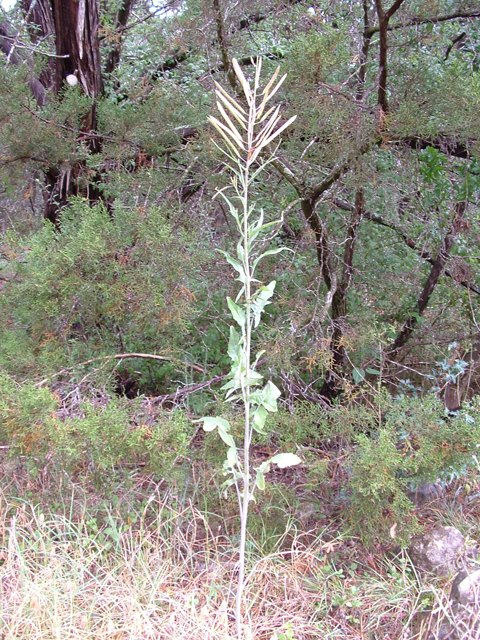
(0, 455, 479, 639)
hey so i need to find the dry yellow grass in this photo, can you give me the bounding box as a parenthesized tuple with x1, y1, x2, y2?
(1, 476, 479, 639)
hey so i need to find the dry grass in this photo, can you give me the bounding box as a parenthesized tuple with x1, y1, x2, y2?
(1, 470, 480, 639)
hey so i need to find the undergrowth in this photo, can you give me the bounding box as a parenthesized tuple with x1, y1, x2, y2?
(2, 370, 480, 546)
(1, 466, 479, 639)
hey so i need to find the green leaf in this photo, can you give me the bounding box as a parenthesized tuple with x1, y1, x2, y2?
(221, 377, 239, 392)
(218, 426, 235, 447)
(226, 445, 238, 467)
(352, 367, 365, 384)
(224, 198, 241, 224)
(365, 368, 381, 376)
(227, 326, 242, 363)
(235, 240, 246, 266)
(250, 380, 281, 412)
(269, 453, 302, 469)
(263, 380, 281, 410)
(254, 457, 280, 489)
(246, 369, 264, 385)
(252, 404, 268, 433)
(218, 250, 246, 285)
(200, 416, 232, 432)
(257, 459, 272, 475)
(221, 475, 237, 489)
(249, 220, 279, 244)
(227, 297, 246, 328)
(252, 248, 286, 272)
(251, 281, 276, 327)
(255, 469, 266, 490)
(221, 472, 240, 497)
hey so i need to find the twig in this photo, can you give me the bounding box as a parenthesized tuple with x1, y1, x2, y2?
(151, 374, 227, 405)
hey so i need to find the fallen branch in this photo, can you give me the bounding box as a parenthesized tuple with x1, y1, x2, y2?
(35, 353, 207, 387)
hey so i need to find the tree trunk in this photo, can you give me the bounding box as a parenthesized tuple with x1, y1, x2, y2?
(444, 334, 480, 411)
(388, 201, 466, 356)
(374, 0, 407, 113)
(320, 189, 364, 400)
(21, 0, 131, 224)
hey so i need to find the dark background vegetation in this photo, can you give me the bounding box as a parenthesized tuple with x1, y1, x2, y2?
(1, 0, 480, 543)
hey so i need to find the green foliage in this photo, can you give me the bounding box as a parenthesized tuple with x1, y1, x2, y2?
(140, 409, 191, 479)
(0, 373, 190, 481)
(346, 394, 480, 542)
(0, 198, 205, 388)
(261, 403, 328, 447)
(261, 393, 480, 544)
(0, 373, 59, 458)
(271, 621, 299, 640)
(349, 426, 417, 543)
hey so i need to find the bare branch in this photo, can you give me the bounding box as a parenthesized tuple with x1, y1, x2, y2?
(310, 140, 372, 202)
(333, 197, 480, 297)
(385, 0, 407, 21)
(387, 201, 467, 354)
(366, 9, 480, 36)
(152, 374, 227, 405)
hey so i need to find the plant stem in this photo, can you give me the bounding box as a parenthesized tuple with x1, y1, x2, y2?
(235, 84, 257, 639)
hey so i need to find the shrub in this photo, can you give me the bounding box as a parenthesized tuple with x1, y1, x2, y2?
(0, 373, 190, 481)
(346, 394, 480, 542)
(0, 197, 205, 390)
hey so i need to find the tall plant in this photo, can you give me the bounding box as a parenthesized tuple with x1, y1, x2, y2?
(199, 58, 300, 637)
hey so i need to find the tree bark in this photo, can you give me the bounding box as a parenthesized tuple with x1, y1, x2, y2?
(212, 0, 237, 91)
(104, 0, 136, 76)
(356, 0, 372, 101)
(374, 0, 407, 113)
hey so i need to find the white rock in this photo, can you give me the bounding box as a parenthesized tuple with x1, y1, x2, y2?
(451, 569, 480, 605)
(409, 526, 465, 576)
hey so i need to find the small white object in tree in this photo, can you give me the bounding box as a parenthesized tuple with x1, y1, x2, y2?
(66, 74, 78, 86)
(307, 6, 316, 16)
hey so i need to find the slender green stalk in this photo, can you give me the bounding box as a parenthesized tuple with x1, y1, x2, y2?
(236, 102, 255, 630)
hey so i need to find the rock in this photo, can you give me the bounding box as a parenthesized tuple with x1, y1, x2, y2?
(409, 526, 465, 576)
(450, 569, 480, 605)
(410, 608, 457, 640)
(407, 481, 445, 507)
